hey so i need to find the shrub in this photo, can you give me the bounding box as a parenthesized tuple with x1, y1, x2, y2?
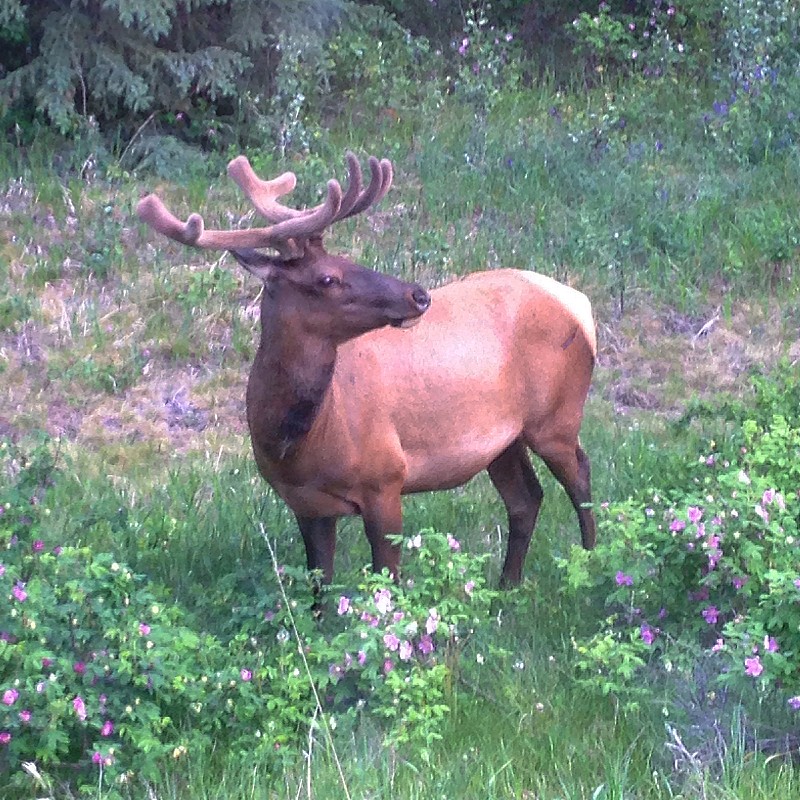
(560, 370, 800, 720)
(0, 438, 499, 794)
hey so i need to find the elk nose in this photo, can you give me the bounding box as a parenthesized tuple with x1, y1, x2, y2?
(409, 284, 431, 313)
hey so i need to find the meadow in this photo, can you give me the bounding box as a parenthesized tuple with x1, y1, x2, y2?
(2, 29, 800, 799)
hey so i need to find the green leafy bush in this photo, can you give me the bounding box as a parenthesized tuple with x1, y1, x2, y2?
(0, 438, 499, 794)
(560, 372, 800, 719)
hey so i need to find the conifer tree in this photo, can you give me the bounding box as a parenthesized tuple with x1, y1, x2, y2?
(0, 0, 341, 135)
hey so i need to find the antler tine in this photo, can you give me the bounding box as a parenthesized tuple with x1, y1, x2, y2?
(228, 155, 352, 243)
(374, 158, 394, 206)
(336, 155, 393, 221)
(334, 151, 365, 220)
(227, 156, 300, 223)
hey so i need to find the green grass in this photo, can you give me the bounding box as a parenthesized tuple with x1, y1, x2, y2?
(2, 71, 800, 798)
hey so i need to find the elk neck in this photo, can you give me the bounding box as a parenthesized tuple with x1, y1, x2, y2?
(247, 302, 338, 461)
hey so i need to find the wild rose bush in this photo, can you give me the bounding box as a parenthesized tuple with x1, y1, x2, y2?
(0, 439, 498, 794)
(320, 530, 498, 753)
(561, 402, 800, 713)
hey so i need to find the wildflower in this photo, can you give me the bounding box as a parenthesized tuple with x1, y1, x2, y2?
(240, 668, 252, 682)
(711, 638, 724, 653)
(12, 583, 26, 602)
(73, 661, 86, 675)
(464, 580, 475, 597)
(425, 608, 440, 634)
(0, 564, 4, 577)
(101, 720, 114, 737)
(32, 540, 45, 552)
(92, 751, 103, 765)
(640, 624, 656, 645)
(329, 663, 344, 680)
(687, 506, 702, 524)
(73, 696, 87, 721)
(337, 596, 351, 616)
(383, 632, 400, 651)
(0, 732, 10, 745)
(374, 588, 392, 616)
(738, 470, 751, 484)
(732, 575, 748, 590)
(615, 571, 634, 586)
(19, 709, 31, 723)
(383, 658, 394, 674)
(357, 650, 367, 666)
(744, 656, 763, 677)
(418, 634, 435, 655)
(763, 636, 779, 653)
(754, 504, 769, 524)
(788, 696, 800, 710)
(762, 489, 785, 510)
(407, 533, 422, 549)
(447, 533, 461, 551)
(669, 518, 686, 532)
(399, 640, 414, 661)
(139, 622, 151, 636)
(458, 37, 469, 56)
(2, 689, 18, 706)
(702, 606, 718, 625)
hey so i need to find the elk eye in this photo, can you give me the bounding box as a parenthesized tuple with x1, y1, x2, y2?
(317, 275, 340, 288)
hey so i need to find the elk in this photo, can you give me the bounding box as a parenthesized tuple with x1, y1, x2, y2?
(137, 152, 597, 587)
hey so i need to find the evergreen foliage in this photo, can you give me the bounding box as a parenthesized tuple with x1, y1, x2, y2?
(0, 0, 343, 135)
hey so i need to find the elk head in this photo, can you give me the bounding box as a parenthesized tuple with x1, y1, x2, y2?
(136, 152, 431, 341)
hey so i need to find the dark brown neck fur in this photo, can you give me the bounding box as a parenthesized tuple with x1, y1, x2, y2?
(246, 304, 337, 461)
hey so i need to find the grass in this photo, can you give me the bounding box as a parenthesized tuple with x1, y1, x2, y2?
(1, 71, 800, 798)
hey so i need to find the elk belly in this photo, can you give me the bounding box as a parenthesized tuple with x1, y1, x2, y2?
(401, 425, 520, 493)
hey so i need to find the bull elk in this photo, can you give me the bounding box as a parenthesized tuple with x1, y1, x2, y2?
(137, 152, 597, 587)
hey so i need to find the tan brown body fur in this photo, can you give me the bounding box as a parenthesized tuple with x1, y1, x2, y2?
(247, 269, 596, 584)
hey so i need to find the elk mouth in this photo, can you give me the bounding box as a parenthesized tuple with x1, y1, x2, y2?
(389, 314, 423, 329)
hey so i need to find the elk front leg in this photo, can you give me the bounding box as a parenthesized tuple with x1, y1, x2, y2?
(362, 490, 404, 580)
(296, 515, 337, 584)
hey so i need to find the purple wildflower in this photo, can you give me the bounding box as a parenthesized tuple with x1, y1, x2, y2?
(744, 656, 763, 677)
(2, 689, 18, 706)
(702, 606, 718, 625)
(615, 571, 634, 586)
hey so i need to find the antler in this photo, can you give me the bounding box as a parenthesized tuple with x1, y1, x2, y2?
(136, 152, 393, 259)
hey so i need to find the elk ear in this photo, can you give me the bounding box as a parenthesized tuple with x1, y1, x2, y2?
(229, 248, 281, 282)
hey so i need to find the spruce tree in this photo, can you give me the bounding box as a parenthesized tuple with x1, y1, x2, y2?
(0, 0, 341, 136)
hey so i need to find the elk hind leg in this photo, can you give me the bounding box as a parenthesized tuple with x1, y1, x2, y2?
(488, 439, 544, 587)
(529, 433, 596, 551)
